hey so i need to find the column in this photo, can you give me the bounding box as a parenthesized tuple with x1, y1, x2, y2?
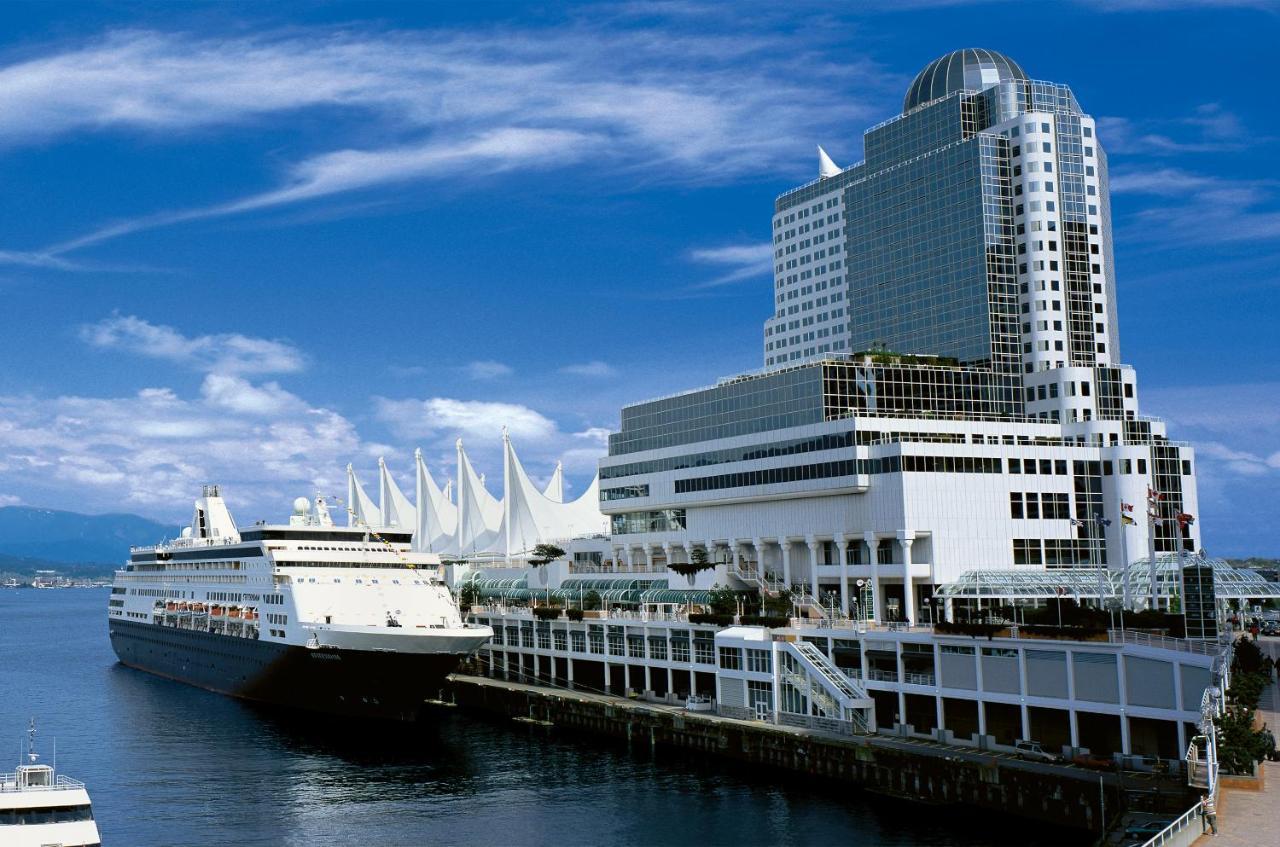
(751, 537, 764, 581)
(780, 539, 792, 588)
(1117, 652, 1131, 754)
(661, 543, 672, 573)
(898, 533, 915, 625)
(623, 546, 633, 570)
(806, 535, 821, 605)
(643, 545, 654, 570)
(730, 539, 741, 574)
(864, 532, 880, 623)
(835, 534, 850, 616)
(1069, 710, 1080, 751)
(896, 642, 907, 732)
(1020, 703, 1030, 744)
(567, 657, 575, 690)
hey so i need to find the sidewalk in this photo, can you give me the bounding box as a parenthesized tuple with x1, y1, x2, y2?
(1195, 760, 1276, 845)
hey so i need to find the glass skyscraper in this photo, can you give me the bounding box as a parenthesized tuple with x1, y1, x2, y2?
(764, 49, 1116, 423)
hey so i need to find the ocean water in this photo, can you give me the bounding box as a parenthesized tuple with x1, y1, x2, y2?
(1, 590, 1084, 846)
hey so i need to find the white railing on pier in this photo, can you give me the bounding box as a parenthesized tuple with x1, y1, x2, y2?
(1137, 801, 1206, 847)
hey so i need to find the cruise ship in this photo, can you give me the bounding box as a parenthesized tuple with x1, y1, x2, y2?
(107, 485, 492, 720)
(0, 721, 100, 847)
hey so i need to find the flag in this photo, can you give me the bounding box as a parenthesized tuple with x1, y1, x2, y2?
(1069, 518, 1085, 527)
(1121, 502, 1134, 513)
(1121, 514, 1137, 526)
(1177, 512, 1195, 528)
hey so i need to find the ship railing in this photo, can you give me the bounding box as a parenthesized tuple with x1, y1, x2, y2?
(0, 773, 86, 792)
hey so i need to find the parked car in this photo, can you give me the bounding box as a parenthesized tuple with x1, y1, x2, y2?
(1124, 820, 1173, 839)
(1072, 752, 1114, 770)
(1014, 739, 1063, 763)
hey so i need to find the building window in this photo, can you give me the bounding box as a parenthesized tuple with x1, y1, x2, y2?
(718, 646, 742, 670)
(746, 648, 772, 673)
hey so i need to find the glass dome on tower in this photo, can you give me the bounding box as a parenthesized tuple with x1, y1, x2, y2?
(903, 48, 1026, 112)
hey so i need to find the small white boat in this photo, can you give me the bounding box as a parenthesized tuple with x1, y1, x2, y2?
(0, 720, 101, 846)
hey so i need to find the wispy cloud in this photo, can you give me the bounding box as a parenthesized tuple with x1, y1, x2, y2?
(688, 242, 775, 287)
(560, 361, 617, 377)
(81, 314, 305, 374)
(1098, 104, 1259, 156)
(464, 360, 515, 380)
(0, 26, 885, 264)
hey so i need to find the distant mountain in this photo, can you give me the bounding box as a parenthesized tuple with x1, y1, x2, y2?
(0, 506, 177, 565)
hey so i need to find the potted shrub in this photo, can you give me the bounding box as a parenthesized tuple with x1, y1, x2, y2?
(532, 606, 563, 620)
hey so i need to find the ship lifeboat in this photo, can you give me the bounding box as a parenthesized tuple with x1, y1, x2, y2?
(228, 606, 242, 619)
(243, 608, 257, 622)
(178, 602, 190, 612)
(192, 603, 207, 615)
(165, 601, 177, 612)
(210, 605, 224, 617)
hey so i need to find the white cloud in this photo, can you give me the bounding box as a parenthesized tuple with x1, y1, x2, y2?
(0, 385, 361, 519)
(1108, 167, 1219, 196)
(82, 314, 305, 374)
(375, 397, 557, 444)
(464, 360, 514, 380)
(0, 494, 22, 507)
(688, 242, 775, 287)
(200, 374, 306, 417)
(560, 361, 617, 377)
(0, 26, 885, 262)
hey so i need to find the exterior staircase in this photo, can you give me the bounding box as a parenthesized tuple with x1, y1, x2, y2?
(778, 640, 875, 733)
(732, 562, 785, 596)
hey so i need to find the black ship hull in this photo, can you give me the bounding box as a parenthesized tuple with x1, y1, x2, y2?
(108, 619, 465, 720)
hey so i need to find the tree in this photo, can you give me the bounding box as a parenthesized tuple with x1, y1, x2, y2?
(582, 589, 602, 611)
(528, 543, 566, 567)
(763, 587, 793, 617)
(457, 581, 479, 607)
(707, 584, 738, 616)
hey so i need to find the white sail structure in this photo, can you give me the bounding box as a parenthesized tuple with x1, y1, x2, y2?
(502, 433, 608, 563)
(455, 439, 504, 556)
(818, 145, 841, 178)
(343, 438, 607, 560)
(542, 461, 564, 503)
(346, 464, 382, 529)
(413, 448, 459, 554)
(378, 457, 415, 530)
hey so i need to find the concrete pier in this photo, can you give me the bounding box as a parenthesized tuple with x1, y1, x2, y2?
(445, 673, 1196, 833)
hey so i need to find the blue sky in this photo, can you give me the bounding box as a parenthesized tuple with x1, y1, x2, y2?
(0, 0, 1276, 556)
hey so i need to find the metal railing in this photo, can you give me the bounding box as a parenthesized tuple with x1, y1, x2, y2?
(1109, 629, 1220, 655)
(0, 772, 85, 792)
(1137, 801, 1205, 847)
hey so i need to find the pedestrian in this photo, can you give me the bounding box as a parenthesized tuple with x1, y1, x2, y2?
(1200, 793, 1218, 836)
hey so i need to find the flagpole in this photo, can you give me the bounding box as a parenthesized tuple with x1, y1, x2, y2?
(1147, 487, 1159, 611)
(1120, 516, 1131, 611)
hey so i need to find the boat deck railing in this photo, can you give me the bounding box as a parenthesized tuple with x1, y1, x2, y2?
(0, 772, 85, 792)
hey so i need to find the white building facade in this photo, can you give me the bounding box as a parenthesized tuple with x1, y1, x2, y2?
(599, 49, 1200, 624)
